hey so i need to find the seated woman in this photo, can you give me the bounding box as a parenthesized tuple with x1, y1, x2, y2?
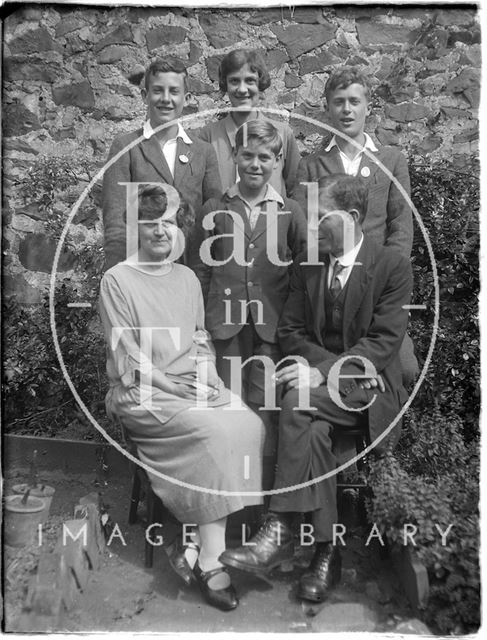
(197, 48, 301, 197)
(99, 185, 264, 611)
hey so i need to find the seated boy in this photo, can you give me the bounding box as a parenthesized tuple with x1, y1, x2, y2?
(188, 119, 307, 486)
(102, 58, 222, 270)
(292, 67, 417, 383)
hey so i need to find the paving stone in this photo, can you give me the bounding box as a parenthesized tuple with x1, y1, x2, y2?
(146, 25, 188, 52)
(313, 602, 378, 632)
(394, 618, 432, 634)
(270, 23, 336, 59)
(58, 519, 91, 590)
(390, 546, 429, 610)
(16, 610, 61, 633)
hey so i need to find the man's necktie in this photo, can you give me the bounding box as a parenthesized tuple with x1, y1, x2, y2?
(330, 261, 345, 298)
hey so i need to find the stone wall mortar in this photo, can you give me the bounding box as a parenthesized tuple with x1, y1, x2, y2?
(2, 4, 480, 302)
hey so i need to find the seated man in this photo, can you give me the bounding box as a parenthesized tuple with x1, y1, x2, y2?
(220, 174, 413, 603)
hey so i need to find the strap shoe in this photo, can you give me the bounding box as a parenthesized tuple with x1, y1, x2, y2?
(193, 561, 238, 611)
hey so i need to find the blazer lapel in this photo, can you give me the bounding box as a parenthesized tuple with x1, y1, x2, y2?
(173, 138, 193, 188)
(305, 261, 327, 346)
(342, 240, 375, 339)
(318, 145, 344, 175)
(139, 136, 174, 185)
(224, 195, 252, 240)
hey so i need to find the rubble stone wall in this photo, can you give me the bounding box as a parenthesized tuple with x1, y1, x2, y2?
(3, 4, 480, 302)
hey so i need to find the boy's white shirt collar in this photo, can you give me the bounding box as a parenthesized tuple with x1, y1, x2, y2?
(143, 120, 193, 144)
(324, 132, 378, 154)
(227, 182, 284, 206)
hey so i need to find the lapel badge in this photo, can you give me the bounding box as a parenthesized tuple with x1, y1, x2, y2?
(179, 154, 189, 164)
(360, 166, 370, 178)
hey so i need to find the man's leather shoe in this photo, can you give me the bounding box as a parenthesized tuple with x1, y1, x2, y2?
(298, 543, 341, 602)
(193, 561, 238, 611)
(219, 514, 294, 574)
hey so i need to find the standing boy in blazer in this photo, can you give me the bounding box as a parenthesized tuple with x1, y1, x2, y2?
(102, 58, 222, 270)
(292, 67, 417, 382)
(189, 119, 307, 485)
(220, 175, 413, 603)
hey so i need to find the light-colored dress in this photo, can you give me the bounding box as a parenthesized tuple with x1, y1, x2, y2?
(197, 112, 301, 197)
(99, 261, 264, 524)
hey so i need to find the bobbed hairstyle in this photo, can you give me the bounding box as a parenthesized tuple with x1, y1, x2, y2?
(136, 185, 195, 238)
(324, 66, 371, 103)
(218, 49, 271, 93)
(144, 57, 188, 92)
(234, 119, 282, 156)
(318, 174, 368, 223)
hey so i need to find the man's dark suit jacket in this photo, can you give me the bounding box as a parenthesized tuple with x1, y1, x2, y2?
(102, 128, 222, 270)
(291, 140, 413, 257)
(189, 191, 307, 344)
(277, 237, 413, 453)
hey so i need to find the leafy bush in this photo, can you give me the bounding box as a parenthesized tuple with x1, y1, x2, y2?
(3, 154, 113, 441)
(367, 156, 480, 634)
(408, 157, 480, 440)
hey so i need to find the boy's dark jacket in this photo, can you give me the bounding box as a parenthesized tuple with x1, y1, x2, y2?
(188, 190, 307, 344)
(292, 138, 413, 257)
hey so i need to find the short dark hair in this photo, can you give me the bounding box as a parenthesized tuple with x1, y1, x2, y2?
(144, 58, 188, 92)
(234, 119, 282, 155)
(318, 174, 368, 223)
(324, 67, 370, 103)
(218, 49, 271, 93)
(136, 185, 195, 237)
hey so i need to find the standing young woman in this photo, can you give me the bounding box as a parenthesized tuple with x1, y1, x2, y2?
(197, 49, 301, 197)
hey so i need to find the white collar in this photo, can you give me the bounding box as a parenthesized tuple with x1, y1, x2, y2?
(330, 233, 364, 268)
(226, 182, 284, 206)
(143, 120, 193, 144)
(324, 132, 378, 154)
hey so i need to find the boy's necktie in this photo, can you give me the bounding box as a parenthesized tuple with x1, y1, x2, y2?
(330, 261, 345, 298)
